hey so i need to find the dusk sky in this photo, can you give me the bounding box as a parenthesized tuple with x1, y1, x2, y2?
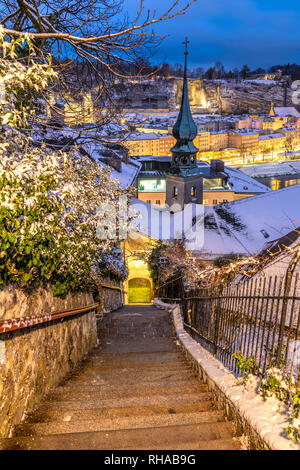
(125, 0, 300, 70)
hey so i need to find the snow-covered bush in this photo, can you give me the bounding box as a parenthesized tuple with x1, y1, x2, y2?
(258, 367, 290, 403)
(0, 29, 129, 296)
(233, 349, 300, 442)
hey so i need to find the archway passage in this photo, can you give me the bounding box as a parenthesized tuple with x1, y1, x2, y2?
(128, 278, 151, 304)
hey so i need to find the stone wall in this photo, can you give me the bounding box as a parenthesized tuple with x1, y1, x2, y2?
(96, 281, 123, 314)
(0, 285, 97, 438)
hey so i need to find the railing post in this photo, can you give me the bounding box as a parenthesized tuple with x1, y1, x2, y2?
(276, 250, 300, 366)
(213, 285, 222, 356)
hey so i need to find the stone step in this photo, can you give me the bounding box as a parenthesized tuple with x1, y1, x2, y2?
(89, 352, 184, 365)
(53, 383, 209, 399)
(14, 410, 225, 436)
(85, 360, 187, 370)
(137, 437, 243, 450)
(1, 422, 237, 450)
(58, 376, 202, 391)
(90, 350, 182, 359)
(71, 362, 191, 375)
(24, 401, 217, 424)
(65, 370, 198, 387)
(98, 330, 170, 337)
(98, 339, 178, 354)
(99, 323, 172, 331)
(39, 392, 212, 410)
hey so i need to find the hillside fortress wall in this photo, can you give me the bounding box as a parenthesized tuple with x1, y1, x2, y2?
(113, 77, 292, 115)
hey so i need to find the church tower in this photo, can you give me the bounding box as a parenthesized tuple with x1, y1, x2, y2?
(166, 39, 203, 210)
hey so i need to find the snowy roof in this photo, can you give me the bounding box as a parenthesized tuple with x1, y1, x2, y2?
(79, 138, 141, 189)
(239, 161, 300, 178)
(224, 167, 272, 194)
(130, 185, 300, 259)
(282, 127, 299, 133)
(196, 185, 300, 258)
(230, 129, 258, 135)
(259, 132, 284, 140)
(210, 130, 228, 135)
(274, 107, 300, 118)
(128, 132, 159, 141)
(110, 161, 141, 189)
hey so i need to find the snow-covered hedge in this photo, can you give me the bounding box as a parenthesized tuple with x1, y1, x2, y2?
(0, 28, 128, 296)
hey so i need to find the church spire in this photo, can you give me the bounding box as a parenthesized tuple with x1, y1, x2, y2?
(171, 38, 199, 172)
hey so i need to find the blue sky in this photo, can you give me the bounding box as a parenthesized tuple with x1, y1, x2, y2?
(125, 0, 300, 70)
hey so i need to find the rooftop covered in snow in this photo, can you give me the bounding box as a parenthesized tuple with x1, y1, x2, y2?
(239, 161, 300, 178)
(130, 185, 300, 259)
(274, 107, 300, 118)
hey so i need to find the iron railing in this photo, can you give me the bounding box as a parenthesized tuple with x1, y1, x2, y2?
(158, 273, 300, 386)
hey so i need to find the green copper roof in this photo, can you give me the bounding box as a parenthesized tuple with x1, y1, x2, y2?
(171, 50, 198, 155)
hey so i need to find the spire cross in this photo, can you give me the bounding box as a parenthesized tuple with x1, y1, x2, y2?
(183, 37, 190, 56)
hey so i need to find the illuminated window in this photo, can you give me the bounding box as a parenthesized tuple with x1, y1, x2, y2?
(173, 187, 178, 198)
(191, 186, 196, 197)
(138, 179, 166, 192)
(203, 178, 224, 190)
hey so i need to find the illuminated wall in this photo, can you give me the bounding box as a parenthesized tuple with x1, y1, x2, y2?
(123, 236, 155, 304)
(174, 78, 207, 108)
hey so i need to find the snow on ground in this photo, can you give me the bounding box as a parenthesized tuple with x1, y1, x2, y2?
(245, 79, 278, 85)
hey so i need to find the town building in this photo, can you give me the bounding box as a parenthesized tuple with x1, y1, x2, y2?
(135, 156, 271, 207)
(227, 129, 259, 153)
(209, 131, 228, 151)
(258, 132, 285, 153)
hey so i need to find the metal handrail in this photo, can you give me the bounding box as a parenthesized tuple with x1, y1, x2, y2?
(157, 276, 183, 290)
(100, 283, 122, 291)
(0, 303, 99, 335)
